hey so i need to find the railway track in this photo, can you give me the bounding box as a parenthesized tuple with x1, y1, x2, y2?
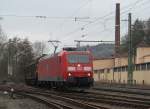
(4, 85, 108, 109)
(60, 91, 150, 109)
(92, 86, 150, 97)
(24, 93, 71, 109)
(20, 88, 150, 109)
(20, 91, 109, 109)
(94, 83, 150, 90)
(93, 84, 150, 94)
(1, 84, 150, 109)
(18, 92, 76, 109)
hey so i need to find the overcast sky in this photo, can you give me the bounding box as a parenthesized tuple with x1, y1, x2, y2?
(0, 0, 150, 53)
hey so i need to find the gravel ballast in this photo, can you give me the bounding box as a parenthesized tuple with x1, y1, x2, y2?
(0, 91, 50, 109)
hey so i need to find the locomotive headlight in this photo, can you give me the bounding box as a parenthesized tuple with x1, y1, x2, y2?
(68, 73, 72, 76)
(87, 73, 91, 76)
(67, 66, 76, 71)
(77, 64, 81, 67)
(84, 67, 92, 71)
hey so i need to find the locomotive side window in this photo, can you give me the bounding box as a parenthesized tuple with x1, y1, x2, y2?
(67, 54, 89, 63)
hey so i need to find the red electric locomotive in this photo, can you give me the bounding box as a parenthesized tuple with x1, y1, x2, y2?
(25, 48, 93, 88)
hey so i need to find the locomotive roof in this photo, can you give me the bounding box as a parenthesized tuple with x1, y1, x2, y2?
(39, 50, 90, 61)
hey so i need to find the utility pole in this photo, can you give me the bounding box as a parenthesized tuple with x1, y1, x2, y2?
(128, 13, 133, 85)
(48, 40, 61, 54)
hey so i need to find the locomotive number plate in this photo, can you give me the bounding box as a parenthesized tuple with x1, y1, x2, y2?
(77, 67, 83, 71)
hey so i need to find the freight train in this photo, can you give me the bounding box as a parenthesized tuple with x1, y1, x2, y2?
(25, 48, 94, 88)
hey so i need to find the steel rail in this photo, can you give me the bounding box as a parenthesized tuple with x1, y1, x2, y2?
(26, 91, 109, 109)
(17, 92, 74, 109)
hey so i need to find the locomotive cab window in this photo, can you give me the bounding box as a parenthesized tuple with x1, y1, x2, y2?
(67, 54, 90, 63)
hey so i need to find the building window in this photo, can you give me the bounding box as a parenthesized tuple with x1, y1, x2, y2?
(147, 63, 150, 70)
(118, 67, 121, 72)
(94, 70, 98, 73)
(141, 64, 146, 70)
(121, 67, 126, 72)
(114, 68, 117, 72)
(107, 69, 110, 73)
(136, 64, 141, 71)
(100, 69, 104, 73)
(125, 66, 127, 72)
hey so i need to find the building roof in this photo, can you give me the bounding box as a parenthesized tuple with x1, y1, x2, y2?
(93, 52, 128, 60)
(143, 54, 150, 58)
(93, 57, 114, 60)
(114, 52, 128, 58)
(137, 41, 150, 48)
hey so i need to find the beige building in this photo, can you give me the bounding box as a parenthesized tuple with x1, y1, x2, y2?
(93, 45, 150, 85)
(136, 47, 150, 64)
(143, 55, 150, 63)
(115, 57, 128, 67)
(93, 58, 114, 69)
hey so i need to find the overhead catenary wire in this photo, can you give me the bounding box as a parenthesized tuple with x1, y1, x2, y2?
(0, 14, 90, 20)
(62, 0, 148, 40)
(51, 0, 149, 48)
(62, 18, 129, 41)
(58, 0, 93, 37)
(82, 0, 149, 33)
(0, 0, 92, 20)
(82, 0, 148, 28)
(130, 1, 150, 19)
(90, 0, 150, 33)
(0, 0, 147, 21)
(0, 0, 145, 23)
(1, 0, 149, 45)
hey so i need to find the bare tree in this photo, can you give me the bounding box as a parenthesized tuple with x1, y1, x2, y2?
(33, 41, 46, 57)
(13, 38, 35, 82)
(0, 25, 8, 81)
(0, 25, 7, 44)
